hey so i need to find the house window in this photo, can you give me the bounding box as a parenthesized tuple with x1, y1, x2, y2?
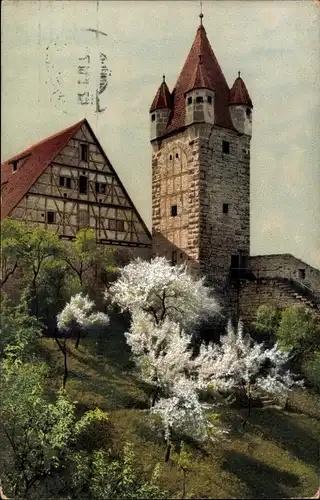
(117, 220, 124, 232)
(231, 255, 240, 269)
(207, 95, 212, 104)
(187, 96, 192, 105)
(246, 108, 251, 117)
(79, 175, 88, 194)
(47, 211, 55, 224)
(59, 176, 72, 189)
(222, 140, 230, 154)
(78, 210, 89, 228)
(223, 203, 229, 214)
(171, 250, 177, 266)
(109, 219, 116, 231)
(151, 113, 156, 122)
(196, 96, 204, 103)
(171, 205, 177, 217)
(95, 182, 106, 194)
(298, 269, 306, 280)
(80, 144, 88, 162)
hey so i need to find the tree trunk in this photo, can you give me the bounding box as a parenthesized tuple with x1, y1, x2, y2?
(54, 336, 69, 389)
(151, 386, 160, 408)
(75, 330, 81, 350)
(164, 443, 171, 463)
(182, 469, 186, 499)
(242, 387, 251, 429)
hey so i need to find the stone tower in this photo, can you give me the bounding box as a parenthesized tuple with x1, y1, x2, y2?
(150, 19, 253, 290)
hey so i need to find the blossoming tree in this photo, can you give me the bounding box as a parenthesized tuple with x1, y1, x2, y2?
(106, 256, 219, 328)
(55, 293, 109, 387)
(195, 321, 303, 427)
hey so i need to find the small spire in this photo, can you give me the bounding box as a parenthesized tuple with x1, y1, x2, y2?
(163, 74, 166, 83)
(238, 71, 241, 78)
(199, 1, 204, 24)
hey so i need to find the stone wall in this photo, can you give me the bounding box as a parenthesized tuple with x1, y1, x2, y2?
(151, 123, 251, 284)
(231, 278, 320, 325)
(249, 254, 320, 296)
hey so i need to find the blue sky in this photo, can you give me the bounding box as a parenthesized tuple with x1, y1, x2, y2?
(1, 0, 320, 268)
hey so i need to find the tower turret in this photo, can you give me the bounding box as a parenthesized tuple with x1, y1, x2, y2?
(185, 54, 215, 126)
(149, 76, 172, 141)
(229, 72, 253, 136)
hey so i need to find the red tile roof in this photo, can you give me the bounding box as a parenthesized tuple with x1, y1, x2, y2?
(229, 73, 253, 108)
(162, 24, 235, 136)
(150, 76, 172, 112)
(186, 54, 213, 92)
(1, 119, 85, 220)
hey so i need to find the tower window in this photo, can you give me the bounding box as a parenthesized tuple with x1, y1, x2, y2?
(47, 211, 55, 224)
(12, 161, 18, 172)
(171, 205, 177, 217)
(79, 175, 88, 194)
(80, 144, 88, 162)
(175, 153, 179, 159)
(171, 250, 177, 266)
(246, 108, 251, 117)
(207, 96, 212, 104)
(169, 154, 173, 160)
(222, 141, 230, 154)
(187, 96, 193, 105)
(298, 269, 306, 280)
(151, 113, 156, 122)
(196, 96, 204, 103)
(223, 203, 229, 214)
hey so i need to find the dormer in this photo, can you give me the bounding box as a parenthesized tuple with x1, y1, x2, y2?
(185, 54, 215, 126)
(229, 72, 253, 136)
(150, 76, 172, 141)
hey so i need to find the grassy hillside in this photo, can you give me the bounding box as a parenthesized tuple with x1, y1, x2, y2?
(39, 313, 320, 499)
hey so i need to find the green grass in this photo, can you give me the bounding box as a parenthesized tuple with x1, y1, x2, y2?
(38, 314, 320, 499)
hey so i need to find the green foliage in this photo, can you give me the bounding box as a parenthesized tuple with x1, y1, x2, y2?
(276, 306, 320, 354)
(171, 442, 195, 499)
(253, 304, 281, 335)
(302, 351, 320, 390)
(0, 344, 110, 499)
(70, 441, 168, 499)
(0, 293, 42, 359)
(0, 218, 31, 287)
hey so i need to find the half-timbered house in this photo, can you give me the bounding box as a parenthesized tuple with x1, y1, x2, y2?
(1, 119, 151, 256)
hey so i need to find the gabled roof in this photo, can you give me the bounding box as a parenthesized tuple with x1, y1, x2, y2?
(163, 23, 235, 136)
(1, 120, 85, 220)
(186, 54, 213, 92)
(150, 77, 172, 112)
(229, 73, 253, 108)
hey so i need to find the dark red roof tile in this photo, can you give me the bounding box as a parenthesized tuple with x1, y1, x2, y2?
(229, 73, 253, 108)
(1, 119, 85, 220)
(163, 24, 235, 136)
(150, 77, 172, 112)
(186, 54, 213, 92)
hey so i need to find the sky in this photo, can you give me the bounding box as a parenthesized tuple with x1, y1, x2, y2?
(1, 0, 320, 269)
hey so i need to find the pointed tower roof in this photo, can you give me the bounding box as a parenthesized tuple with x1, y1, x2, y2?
(164, 23, 234, 135)
(229, 72, 253, 108)
(186, 54, 213, 92)
(149, 75, 172, 113)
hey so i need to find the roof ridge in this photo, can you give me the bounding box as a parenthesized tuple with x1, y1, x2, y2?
(5, 119, 86, 164)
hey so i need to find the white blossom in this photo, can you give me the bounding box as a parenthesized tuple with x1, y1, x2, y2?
(195, 321, 302, 400)
(106, 257, 219, 328)
(57, 293, 109, 330)
(125, 310, 194, 390)
(151, 377, 227, 443)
